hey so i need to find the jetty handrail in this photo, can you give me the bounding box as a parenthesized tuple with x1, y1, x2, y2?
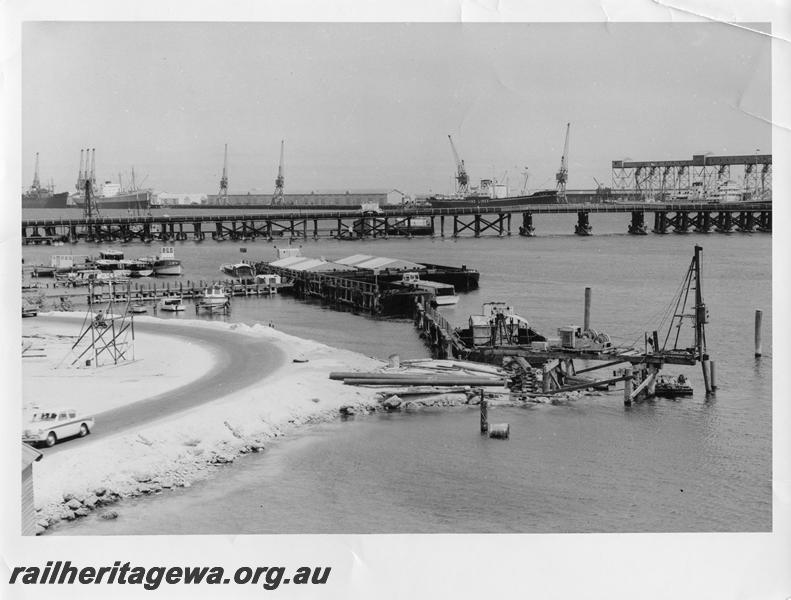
(425, 305, 454, 337)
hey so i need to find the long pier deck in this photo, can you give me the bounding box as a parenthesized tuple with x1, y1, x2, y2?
(25, 279, 284, 307)
(21, 201, 772, 244)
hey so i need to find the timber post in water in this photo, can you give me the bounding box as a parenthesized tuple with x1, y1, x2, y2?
(584, 287, 592, 331)
(754, 309, 763, 357)
(479, 390, 488, 435)
(623, 366, 633, 406)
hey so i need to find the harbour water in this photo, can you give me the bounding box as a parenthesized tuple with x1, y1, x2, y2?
(23, 211, 772, 533)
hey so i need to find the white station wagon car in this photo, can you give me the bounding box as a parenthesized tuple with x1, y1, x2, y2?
(22, 409, 95, 448)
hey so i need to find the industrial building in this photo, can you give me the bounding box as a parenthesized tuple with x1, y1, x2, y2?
(611, 153, 772, 202)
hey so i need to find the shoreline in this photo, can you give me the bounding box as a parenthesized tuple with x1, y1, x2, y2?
(25, 313, 584, 535)
(26, 313, 388, 534)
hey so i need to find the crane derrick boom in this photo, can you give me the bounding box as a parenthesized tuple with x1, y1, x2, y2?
(448, 134, 469, 195)
(273, 139, 285, 205)
(556, 122, 570, 202)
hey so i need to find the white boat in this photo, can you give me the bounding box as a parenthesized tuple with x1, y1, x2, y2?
(120, 259, 154, 278)
(153, 246, 182, 276)
(98, 249, 124, 261)
(158, 296, 185, 312)
(129, 304, 147, 314)
(200, 285, 229, 307)
(400, 272, 459, 306)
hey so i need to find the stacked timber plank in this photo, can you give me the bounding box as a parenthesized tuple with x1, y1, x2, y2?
(330, 358, 508, 388)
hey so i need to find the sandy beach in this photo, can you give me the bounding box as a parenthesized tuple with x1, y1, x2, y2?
(23, 313, 387, 532)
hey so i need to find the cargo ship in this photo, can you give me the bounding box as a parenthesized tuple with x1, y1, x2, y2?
(22, 153, 69, 209)
(428, 188, 558, 209)
(70, 181, 156, 210)
(69, 149, 158, 210)
(22, 188, 69, 209)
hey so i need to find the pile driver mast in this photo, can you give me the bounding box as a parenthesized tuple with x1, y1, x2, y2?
(448, 134, 469, 196)
(272, 139, 285, 206)
(556, 122, 570, 202)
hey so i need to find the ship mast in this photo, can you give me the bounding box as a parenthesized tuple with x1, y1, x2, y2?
(272, 139, 285, 206)
(219, 143, 229, 205)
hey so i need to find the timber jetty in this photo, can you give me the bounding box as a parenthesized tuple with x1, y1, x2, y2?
(412, 245, 716, 405)
(21, 201, 771, 244)
(254, 250, 478, 317)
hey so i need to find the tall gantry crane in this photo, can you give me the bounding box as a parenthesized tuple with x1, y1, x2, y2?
(272, 139, 285, 206)
(556, 122, 570, 202)
(88, 148, 96, 191)
(31, 152, 41, 190)
(448, 134, 469, 196)
(219, 144, 229, 205)
(76, 149, 86, 192)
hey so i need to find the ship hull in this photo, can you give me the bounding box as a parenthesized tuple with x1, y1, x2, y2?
(428, 190, 558, 209)
(22, 191, 69, 209)
(153, 259, 182, 276)
(71, 190, 153, 210)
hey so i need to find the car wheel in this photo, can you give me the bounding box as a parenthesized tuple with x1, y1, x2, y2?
(79, 423, 90, 437)
(45, 432, 57, 447)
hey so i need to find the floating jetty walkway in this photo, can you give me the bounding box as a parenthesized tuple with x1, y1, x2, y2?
(21, 201, 771, 244)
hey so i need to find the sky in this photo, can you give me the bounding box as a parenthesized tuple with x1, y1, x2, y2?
(21, 21, 771, 195)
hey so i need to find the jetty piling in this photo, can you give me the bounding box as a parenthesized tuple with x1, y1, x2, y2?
(584, 287, 592, 331)
(701, 356, 712, 395)
(480, 391, 488, 434)
(21, 201, 771, 245)
(754, 309, 763, 357)
(623, 366, 633, 406)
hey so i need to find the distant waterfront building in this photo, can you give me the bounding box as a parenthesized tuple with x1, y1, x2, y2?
(157, 193, 206, 206)
(204, 189, 408, 208)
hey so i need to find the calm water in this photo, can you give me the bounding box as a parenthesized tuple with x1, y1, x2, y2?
(24, 212, 772, 533)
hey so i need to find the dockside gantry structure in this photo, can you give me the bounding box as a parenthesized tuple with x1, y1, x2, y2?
(556, 123, 571, 203)
(272, 139, 285, 206)
(218, 143, 229, 206)
(612, 153, 772, 201)
(448, 134, 470, 196)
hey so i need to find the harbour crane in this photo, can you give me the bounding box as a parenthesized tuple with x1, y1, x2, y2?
(520, 166, 529, 195)
(555, 122, 570, 202)
(32, 152, 41, 190)
(76, 149, 85, 192)
(219, 144, 228, 205)
(272, 139, 285, 206)
(89, 148, 96, 190)
(448, 134, 469, 196)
